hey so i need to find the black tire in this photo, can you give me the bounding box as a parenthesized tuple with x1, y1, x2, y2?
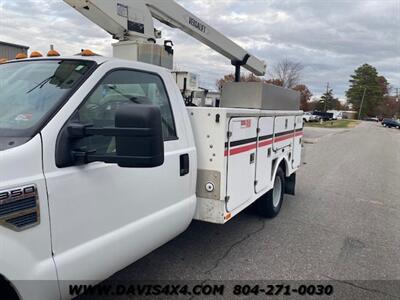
(0, 279, 19, 300)
(256, 167, 285, 218)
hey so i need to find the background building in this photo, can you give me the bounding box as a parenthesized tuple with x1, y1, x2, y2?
(342, 111, 358, 119)
(0, 41, 29, 60)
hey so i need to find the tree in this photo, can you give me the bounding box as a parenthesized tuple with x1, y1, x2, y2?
(216, 73, 261, 91)
(293, 84, 312, 111)
(216, 64, 312, 112)
(265, 78, 284, 87)
(269, 58, 304, 89)
(216, 59, 303, 91)
(374, 95, 400, 118)
(345, 64, 388, 118)
(313, 99, 326, 112)
(319, 88, 341, 111)
(377, 76, 389, 95)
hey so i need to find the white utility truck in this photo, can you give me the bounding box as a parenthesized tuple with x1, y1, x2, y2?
(0, 0, 303, 299)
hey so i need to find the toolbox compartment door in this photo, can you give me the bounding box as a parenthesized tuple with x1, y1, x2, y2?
(255, 117, 274, 193)
(273, 116, 295, 151)
(292, 115, 303, 169)
(226, 117, 258, 212)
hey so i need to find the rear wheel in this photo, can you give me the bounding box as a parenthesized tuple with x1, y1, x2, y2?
(256, 167, 285, 218)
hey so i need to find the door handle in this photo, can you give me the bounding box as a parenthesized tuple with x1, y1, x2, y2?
(250, 153, 255, 164)
(180, 154, 190, 176)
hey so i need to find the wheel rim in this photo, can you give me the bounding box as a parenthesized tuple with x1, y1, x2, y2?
(272, 175, 282, 207)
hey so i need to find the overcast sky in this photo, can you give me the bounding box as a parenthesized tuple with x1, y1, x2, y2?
(0, 0, 399, 99)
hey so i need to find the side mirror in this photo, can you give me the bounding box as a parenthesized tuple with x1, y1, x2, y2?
(56, 104, 164, 168)
(114, 104, 164, 168)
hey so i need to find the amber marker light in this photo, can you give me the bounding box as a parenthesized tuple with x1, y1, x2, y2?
(47, 49, 60, 57)
(30, 51, 43, 58)
(15, 53, 28, 59)
(81, 49, 96, 56)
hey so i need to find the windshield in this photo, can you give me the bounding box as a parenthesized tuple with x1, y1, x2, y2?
(0, 60, 95, 144)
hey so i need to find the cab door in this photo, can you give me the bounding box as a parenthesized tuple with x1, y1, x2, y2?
(41, 65, 195, 286)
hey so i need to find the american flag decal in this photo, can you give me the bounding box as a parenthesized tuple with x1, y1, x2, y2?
(240, 119, 252, 128)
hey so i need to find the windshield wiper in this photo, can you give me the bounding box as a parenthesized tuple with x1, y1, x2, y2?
(26, 76, 55, 94)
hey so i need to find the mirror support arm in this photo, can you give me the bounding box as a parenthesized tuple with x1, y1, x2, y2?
(72, 151, 160, 168)
(68, 123, 156, 138)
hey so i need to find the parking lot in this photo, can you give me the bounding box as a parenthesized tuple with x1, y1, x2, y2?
(99, 121, 400, 298)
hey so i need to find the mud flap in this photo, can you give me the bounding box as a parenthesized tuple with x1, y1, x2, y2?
(285, 173, 296, 195)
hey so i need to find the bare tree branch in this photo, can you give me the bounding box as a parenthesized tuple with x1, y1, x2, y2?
(270, 58, 304, 89)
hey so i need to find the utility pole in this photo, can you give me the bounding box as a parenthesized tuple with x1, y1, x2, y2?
(324, 82, 329, 112)
(358, 87, 367, 120)
(396, 88, 399, 117)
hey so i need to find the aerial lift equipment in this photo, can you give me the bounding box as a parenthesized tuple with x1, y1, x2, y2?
(63, 0, 266, 80)
(0, 2, 302, 299)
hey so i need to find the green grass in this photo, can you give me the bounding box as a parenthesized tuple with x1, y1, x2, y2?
(305, 119, 360, 128)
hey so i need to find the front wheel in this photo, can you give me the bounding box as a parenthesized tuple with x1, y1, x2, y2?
(256, 167, 285, 218)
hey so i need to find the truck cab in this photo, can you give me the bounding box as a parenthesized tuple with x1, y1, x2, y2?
(0, 56, 197, 300)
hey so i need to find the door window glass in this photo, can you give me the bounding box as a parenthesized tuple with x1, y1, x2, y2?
(75, 69, 177, 155)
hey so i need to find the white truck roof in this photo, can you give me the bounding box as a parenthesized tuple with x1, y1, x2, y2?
(5, 55, 107, 64)
(5, 55, 175, 73)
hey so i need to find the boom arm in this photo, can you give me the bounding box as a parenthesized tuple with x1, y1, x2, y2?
(64, 0, 266, 76)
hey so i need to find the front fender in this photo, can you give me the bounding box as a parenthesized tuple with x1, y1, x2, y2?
(0, 232, 60, 300)
(0, 135, 59, 300)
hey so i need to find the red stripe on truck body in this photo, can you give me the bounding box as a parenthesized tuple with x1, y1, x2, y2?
(224, 130, 303, 156)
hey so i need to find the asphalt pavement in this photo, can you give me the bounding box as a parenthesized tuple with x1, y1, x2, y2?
(95, 121, 400, 299)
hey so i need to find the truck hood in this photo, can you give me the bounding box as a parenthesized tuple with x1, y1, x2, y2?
(0, 136, 32, 151)
(0, 134, 43, 188)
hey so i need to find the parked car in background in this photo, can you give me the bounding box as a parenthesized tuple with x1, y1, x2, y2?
(382, 118, 400, 128)
(364, 117, 379, 122)
(327, 110, 343, 120)
(313, 111, 334, 121)
(303, 112, 320, 122)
